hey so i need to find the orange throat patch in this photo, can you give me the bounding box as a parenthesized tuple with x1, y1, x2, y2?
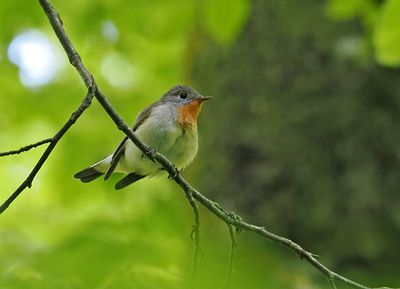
(177, 100, 202, 128)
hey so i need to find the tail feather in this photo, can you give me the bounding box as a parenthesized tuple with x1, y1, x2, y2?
(75, 156, 146, 189)
(74, 167, 103, 183)
(115, 173, 145, 190)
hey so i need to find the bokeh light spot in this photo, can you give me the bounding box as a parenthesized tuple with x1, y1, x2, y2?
(102, 20, 119, 43)
(101, 53, 135, 89)
(7, 29, 65, 88)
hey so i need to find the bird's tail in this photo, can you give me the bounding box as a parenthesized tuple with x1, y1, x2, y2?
(74, 167, 103, 183)
(74, 156, 111, 183)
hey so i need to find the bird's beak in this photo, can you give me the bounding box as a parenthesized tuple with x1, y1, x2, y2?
(197, 95, 212, 103)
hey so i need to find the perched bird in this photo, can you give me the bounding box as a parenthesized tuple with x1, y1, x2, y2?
(74, 85, 211, 189)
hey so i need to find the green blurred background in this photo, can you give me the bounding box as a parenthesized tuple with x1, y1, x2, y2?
(1, 0, 399, 288)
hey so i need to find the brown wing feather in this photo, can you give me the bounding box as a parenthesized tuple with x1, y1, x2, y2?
(104, 102, 161, 180)
(132, 102, 160, 131)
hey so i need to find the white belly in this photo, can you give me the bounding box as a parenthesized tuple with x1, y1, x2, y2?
(118, 114, 198, 176)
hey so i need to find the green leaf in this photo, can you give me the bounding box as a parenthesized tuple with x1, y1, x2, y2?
(373, 0, 400, 66)
(203, 0, 250, 45)
(325, 0, 366, 20)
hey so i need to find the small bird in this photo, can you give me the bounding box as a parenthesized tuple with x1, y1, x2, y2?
(74, 85, 211, 190)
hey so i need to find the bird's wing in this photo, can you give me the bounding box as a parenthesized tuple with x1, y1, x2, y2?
(104, 102, 160, 180)
(132, 102, 159, 131)
(104, 135, 128, 180)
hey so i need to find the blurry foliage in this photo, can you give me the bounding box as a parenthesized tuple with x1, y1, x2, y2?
(327, 0, 400, 66)
(0, 0, 399, 288)
(373, 0, 400, 66)
(193, 0, 399, 286)
(202, 0, 250, 45)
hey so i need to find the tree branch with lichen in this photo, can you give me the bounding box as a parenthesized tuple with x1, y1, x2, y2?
(0, 1, 398, 289)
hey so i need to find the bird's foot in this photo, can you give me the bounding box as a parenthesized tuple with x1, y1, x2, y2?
(227, 211, 243, 233)
(141, 146, 156, 162)
(168, 166, 180, 180)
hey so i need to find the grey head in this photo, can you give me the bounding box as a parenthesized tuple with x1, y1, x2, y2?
(160, 85, 211, 106)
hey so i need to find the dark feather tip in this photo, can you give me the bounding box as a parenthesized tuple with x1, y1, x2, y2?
(115, 173, 145, 190)
(74, 167, 103, 183)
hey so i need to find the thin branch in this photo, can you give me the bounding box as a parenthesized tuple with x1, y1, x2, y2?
(329, 277, 338, 289)
(186, 191, 201, 287)
(0, 1, 396, 289)
(0, 138, 53, 157)
(189, 192, 397, 289)
(224, 224, 236, 289)
(38, 0, 93, 87)
(0, 88, 95, 214)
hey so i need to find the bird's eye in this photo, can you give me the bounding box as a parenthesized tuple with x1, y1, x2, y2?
(179, 92, 188, 99)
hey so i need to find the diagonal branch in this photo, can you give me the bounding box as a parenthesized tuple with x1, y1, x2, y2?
(0, 1, 396, 289)
(0, 138, 53, 157)
(0, 87, 95, 214)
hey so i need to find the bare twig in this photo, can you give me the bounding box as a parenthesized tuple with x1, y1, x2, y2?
(0, 87, 95, 214)
(186, 190, 201, 287)
(224, 224, 236, 288)
(0, 138, 53, 157)
(329, 277, 338, 289)
(0, 1, 397, 289)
